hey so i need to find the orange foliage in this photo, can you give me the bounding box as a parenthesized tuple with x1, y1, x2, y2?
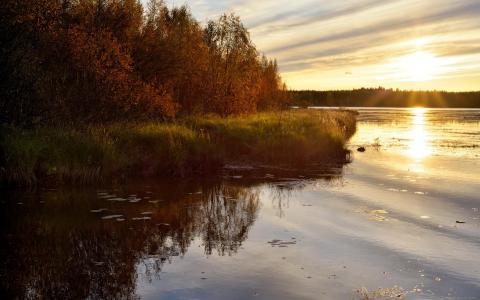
(0, 0, 287, 126)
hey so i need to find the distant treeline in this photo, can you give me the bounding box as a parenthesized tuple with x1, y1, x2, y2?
(1, 0, 287, 126)
(290, 88, 480, 108)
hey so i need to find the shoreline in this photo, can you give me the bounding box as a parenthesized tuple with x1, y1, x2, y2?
(0, 110, 357, 187)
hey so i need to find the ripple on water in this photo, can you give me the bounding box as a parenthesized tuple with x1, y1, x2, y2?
(101, 214, 123, 220)
(267, 239, 297, 247)
(107, 197, 127, 202)
(90, 208, 108, 213)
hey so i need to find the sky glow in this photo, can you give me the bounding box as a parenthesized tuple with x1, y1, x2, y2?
(160, 0, 480, 91)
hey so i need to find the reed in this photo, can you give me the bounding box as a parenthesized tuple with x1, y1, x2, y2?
(0, 110, 357, 186)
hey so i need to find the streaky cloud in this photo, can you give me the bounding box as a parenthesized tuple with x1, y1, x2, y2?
(267, 1, 480, 54)
(249, 0, 398, 32)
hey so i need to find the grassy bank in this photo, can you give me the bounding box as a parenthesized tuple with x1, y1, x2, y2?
(0, 110, 357, 186)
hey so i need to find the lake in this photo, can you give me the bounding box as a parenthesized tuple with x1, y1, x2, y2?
(1, 108, 480, 299)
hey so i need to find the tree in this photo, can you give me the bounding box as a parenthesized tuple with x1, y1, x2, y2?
(204, 14, 262, 115)
(0, 1, 287, 126)
(135, 2, 209, 114)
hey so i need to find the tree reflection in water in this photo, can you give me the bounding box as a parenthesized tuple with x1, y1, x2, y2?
(0, 164, 346, 299)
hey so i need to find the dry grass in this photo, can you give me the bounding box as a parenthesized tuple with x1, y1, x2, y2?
(0, 109, 357, 186)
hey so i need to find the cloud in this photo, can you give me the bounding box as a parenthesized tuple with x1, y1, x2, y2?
(164, 0, 480, 90)
(277, 21, 480, 71)
(248, 0, 396, 32)
(267, 1, 480, 54)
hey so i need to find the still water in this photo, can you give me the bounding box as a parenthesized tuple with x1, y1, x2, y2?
(1, 108, 480, 299)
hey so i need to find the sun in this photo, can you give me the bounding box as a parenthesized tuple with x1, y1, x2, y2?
(398, 51, 439, 82)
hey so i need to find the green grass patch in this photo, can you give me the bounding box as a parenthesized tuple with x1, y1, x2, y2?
(0, 110, 357, 186)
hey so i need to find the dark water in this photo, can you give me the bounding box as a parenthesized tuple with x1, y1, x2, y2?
(1, 108, 480, 300)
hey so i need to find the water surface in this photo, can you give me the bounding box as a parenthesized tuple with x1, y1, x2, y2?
(1, 108, 480, 299)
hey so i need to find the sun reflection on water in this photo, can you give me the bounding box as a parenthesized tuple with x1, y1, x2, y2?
(407, 107, 432, 161)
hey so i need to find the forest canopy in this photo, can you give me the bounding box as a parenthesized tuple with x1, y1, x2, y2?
(0, 0, 287, 126)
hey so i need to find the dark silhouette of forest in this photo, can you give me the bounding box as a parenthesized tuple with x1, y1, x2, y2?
(290, 88, 480, 108)
(0, 0, 287, 126)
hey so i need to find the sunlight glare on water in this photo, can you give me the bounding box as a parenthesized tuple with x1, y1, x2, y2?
(406, 107, 432, 162)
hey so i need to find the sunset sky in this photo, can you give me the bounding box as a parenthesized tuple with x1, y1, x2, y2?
(162, 0, 480, 91)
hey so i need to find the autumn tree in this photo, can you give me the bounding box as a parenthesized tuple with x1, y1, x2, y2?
(0, 0, 176, 125)
(0, 0, 63, 125)
(0, 1, 287, 126)
(257, 56, 288, 110)
(135, 1, 209, 114)
(204, 14, 261, 115)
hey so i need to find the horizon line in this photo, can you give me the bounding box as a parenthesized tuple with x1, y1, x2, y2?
(289, 88, 480, 93)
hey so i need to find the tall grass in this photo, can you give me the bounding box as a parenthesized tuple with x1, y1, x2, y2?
(185, 109, 356, 163)
(0, 110, 356, 186)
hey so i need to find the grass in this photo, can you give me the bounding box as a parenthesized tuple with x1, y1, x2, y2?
(0, 109, 357, 186)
